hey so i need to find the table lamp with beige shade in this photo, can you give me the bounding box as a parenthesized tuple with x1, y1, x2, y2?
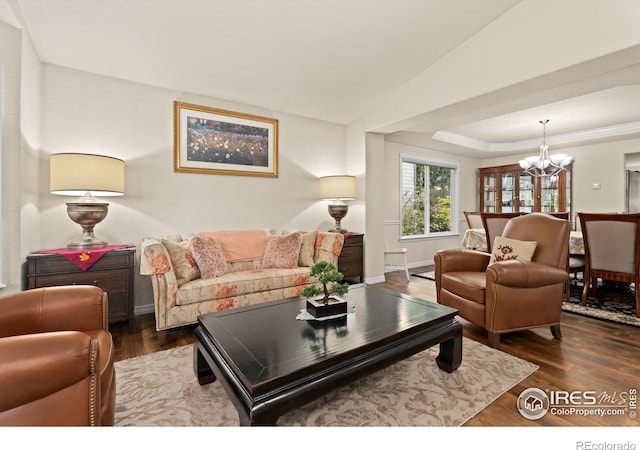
(319, 175, 356, 234)
(50, 153, 125, 249)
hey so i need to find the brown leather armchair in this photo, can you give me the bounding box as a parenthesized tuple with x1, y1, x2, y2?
(435, 213, 570, 348)
(0, 286, 115, 426)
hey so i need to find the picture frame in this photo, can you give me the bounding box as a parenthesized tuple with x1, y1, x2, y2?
(173, 102, 279, 177)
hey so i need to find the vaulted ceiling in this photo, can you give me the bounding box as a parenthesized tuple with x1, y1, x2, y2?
(6, 0, 640, 158)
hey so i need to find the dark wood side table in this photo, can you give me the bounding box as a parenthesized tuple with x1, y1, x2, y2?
(25, 247, 135, 326)
(338, 233, 364, 283)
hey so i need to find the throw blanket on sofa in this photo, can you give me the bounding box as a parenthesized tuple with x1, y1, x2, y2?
(201, 230, 266, 262)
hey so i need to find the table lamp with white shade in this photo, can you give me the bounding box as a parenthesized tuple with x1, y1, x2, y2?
(50, 153, 125, 249)
(319, 175, 356, 234)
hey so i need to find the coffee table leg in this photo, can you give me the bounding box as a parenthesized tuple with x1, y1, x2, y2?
(241, 412, 280, 426)
(435, 323, 463, 373)
(193, 344, 217, 386)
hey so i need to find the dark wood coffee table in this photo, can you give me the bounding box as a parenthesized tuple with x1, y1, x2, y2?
(193, 285, 462, 425)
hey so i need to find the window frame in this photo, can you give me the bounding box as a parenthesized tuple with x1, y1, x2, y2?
(399, 153, 459, 240)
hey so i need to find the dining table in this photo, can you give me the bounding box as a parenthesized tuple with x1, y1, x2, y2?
(462, 228, 584, 255)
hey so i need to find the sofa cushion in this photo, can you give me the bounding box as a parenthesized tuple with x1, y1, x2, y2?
(189, 237, 227, 279)
(261, 233, 303, 269)
(161, 239, 200, 286)
(226, 259, 262, 272)
(489, 236, 537, 264)
(176, 267, 312, 306)
(298, 231, 318, 267)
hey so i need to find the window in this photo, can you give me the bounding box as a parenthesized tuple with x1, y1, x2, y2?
(400, 155, 458, 238)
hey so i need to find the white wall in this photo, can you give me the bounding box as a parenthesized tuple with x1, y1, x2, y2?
(0, 18, 40, 294)
(0, 20, 21, 292)
(19, 17, 41, 282)
(38, 64, 348, 313)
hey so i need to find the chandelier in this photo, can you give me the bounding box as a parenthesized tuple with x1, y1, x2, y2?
(518, 120, 572, 177)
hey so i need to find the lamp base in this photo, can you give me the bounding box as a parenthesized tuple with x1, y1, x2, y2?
(327, 204, 349, 234)
(66, 201, 110, 250)
(67, 238, 108, 250)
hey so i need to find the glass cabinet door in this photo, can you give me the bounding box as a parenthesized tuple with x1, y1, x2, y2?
(518, 173, 535, 213)
(501, 171, 517, 212)
(540, 175, 560, 212)
(482, 173, 498, 212)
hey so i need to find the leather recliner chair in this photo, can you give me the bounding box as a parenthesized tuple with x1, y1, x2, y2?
(0, 285, 115, 426)
(435, 213, 570, 348)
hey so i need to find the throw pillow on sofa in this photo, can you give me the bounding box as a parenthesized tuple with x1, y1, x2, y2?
(261, 232, 303, 269)
(161, 239, 200, 286)
(298, 231, 318, 267)
(189, 237, 228, 279)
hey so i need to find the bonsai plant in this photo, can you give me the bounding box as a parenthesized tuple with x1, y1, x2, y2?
(301, 261, 349, 304)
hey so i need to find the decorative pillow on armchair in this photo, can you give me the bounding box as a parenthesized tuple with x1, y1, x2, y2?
(261, 232, 303, 269)
(189, 237, 228, 279)
(161, 239, 200, 286)
(489, 236, 537, 264)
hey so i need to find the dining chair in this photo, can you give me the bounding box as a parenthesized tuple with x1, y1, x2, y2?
(464, 211, 483, 229)
(384, 240, 410, 282)
(480, 212, 526, 253)
(578, 212, 640, 317)
(548, 212, 569, 220)
(546, 212, 585, 300)
(566, 254, 586, 301)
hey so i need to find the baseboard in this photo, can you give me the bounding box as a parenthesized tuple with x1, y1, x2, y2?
(134, 304, 154, 316)
(365, 275, 386, 284)
(409, 259, 434, 269)
(384, 259, 434, 274)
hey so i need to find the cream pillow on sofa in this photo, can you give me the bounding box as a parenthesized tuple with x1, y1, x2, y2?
(489, 236, 537, 264)
(298, 231, 318, 267)
(162, 239, 200, 286)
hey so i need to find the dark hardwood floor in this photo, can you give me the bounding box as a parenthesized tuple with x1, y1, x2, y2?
(110, 266, 640, 427)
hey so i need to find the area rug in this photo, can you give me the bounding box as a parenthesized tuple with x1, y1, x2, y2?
(412, 271, 435, 281)
(411, 272, 639, 327)
(114, 338, 538, 427)
(564, 284, 639, 327)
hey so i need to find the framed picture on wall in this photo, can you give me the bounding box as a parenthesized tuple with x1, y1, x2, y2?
(173, 102, 279, 177)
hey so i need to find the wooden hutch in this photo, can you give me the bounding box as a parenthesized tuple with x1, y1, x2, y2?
(478, 163, 572, 216)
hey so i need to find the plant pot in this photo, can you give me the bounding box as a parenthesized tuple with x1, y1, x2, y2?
(306, 296, 348, 318)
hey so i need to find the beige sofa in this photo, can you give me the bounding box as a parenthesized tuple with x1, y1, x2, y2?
(140, 229, 344, 331)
